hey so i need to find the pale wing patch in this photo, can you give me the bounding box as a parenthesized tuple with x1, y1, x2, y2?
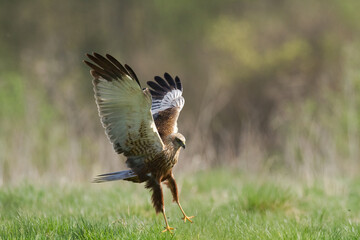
(94, 76, 164, 156)
(151, 89, 185, 115)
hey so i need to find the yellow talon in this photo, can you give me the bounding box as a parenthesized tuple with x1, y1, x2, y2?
(182, 215, 194, 223)
(161, 226, 175, 233)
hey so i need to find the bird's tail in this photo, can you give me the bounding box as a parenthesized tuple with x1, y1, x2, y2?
(93, 170, 138, 183)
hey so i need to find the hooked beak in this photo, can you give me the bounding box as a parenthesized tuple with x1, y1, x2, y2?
(181, 142, 186, 149)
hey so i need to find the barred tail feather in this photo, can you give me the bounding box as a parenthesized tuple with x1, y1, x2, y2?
(93, 170, 137, 183)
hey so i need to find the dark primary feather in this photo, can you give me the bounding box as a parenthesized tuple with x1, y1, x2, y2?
(91, 53, 123, 79)
(147, 81, 166, 93)
(83, 60, 113, 81)
(154, 76, 172, 91)
(164, 72, 176, 89)
(84, 53, 141, 88)
(147, 73, 182, 93)
(125, 64, 141, 87)
(175, 76, 182, 91)
(105, 54, 129, 75)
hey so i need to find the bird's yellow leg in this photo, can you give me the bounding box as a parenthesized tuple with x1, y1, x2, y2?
(176, 201, 194, 223)
(161, 209, 175, 233)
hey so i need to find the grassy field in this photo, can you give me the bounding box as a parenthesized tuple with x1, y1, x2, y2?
(1, 169, 360, 239)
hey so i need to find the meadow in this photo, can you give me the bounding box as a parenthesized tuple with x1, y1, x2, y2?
(2, 1, 360, 239)
(1, 169, 359, 239)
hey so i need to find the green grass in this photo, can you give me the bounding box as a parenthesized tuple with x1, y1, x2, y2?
(1, 169, 360, 239)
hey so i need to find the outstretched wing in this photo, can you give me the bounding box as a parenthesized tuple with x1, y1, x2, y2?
(84, 53, 164, 159)
(147, 73, 185, 139)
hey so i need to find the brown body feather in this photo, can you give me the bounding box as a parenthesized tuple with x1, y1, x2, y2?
(138, 135, 182, 213)
(154, 108, 180, 139)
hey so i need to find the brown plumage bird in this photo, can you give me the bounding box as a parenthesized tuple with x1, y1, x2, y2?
(84, 53, 193, 233)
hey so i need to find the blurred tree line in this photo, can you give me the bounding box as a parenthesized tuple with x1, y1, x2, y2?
(1, 0, 360, 183)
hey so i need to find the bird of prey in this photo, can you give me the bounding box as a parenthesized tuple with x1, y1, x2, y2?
(84, 53, 193, 233)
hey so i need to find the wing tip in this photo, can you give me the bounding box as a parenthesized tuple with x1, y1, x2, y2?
(84, 53, 142, 87)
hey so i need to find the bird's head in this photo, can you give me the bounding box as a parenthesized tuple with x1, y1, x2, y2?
(170, 133, 186, 150)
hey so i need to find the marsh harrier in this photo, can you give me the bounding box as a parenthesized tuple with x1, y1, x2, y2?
(84, 53, 193, 233)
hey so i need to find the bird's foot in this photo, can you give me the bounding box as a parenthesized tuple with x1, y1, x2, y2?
(182, 215, 194, 223)
(161, 225, 175, 234)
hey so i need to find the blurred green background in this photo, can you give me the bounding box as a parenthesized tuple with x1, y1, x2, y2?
(1, 0, 360, 184)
